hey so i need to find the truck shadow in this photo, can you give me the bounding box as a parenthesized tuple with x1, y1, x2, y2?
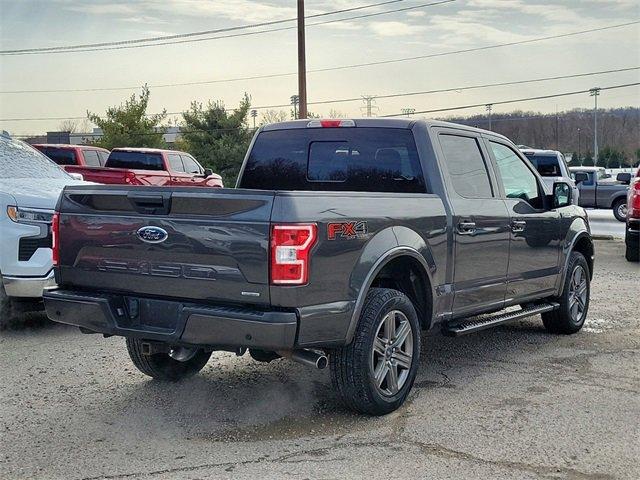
(90, 317, 563, 442)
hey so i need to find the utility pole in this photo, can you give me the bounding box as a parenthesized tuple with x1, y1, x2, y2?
(250, 109, 257, 129)
(486, 104, 493, 130)
(290, 95, 299, 119)
(297, 0, 308, 119)
(590, 87, 601, 162)
(555, 105, 559, 150)
(360, 95, 377, 117)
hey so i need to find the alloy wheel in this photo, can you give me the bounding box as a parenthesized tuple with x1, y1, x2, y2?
(371, 310, 414, 396)
(568, 265, 588, 324)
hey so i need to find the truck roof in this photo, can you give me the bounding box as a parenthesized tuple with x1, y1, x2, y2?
(110, 147, 185, 155)
(261, 118, 510, 141)
(33, 143, 109, 151)
(519, 148, 561, 155)
(568, 166, 604, 172)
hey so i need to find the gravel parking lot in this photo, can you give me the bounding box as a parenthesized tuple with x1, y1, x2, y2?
(1, 240, 638, 480)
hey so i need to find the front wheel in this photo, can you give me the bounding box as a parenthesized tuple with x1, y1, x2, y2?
(613, 198, 627, 222)
(330, 288, 421, 416)
(126, 338, 211, 381)
(542, 251, 590, 334)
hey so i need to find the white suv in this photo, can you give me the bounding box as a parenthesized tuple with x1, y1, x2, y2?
(520, 148, 579, 204)
(0, 133, 86, 325)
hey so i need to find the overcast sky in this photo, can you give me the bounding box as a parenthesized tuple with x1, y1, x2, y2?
(1, 0, 638, 135)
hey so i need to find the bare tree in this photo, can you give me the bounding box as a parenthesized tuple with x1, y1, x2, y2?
(259, 109, 290, 126)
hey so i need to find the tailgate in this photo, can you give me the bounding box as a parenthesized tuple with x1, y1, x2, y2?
(56, 186, 274, 306)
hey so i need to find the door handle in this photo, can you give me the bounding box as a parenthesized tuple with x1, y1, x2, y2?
(457, 221, 476, 235)
(511, 220, 526, 233)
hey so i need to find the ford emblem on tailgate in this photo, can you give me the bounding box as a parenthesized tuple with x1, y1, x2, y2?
(137, 226, 168, 244)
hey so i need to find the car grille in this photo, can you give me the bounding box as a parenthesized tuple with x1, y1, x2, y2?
(18, 235, 52, 261)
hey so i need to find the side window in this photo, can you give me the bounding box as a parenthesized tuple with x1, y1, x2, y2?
(490, 142, 542, 208)
(83, 150, 100, 167)
(97, 151, 109, 166)
(438, 134, 493, 198)
(167, 154, 185, 172)
(181, 155, 201, 174)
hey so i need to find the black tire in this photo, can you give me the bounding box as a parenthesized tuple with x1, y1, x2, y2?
(542, 251, 590, 334)
(612, 198, 627, 222)
(330, 288, 421, 416)
(625, 244, 639, 262)
(126, 338, 212, 381)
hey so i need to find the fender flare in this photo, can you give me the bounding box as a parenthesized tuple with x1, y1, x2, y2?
(344, 245, 435, 344)
(557, 229, 593, 295)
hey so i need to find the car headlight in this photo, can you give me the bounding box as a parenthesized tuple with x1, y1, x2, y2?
(6, 206, 54, 223)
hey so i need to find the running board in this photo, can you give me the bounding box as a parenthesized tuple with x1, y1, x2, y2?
(443, 302, 560, 337)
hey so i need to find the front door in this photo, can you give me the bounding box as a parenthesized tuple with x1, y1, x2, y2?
(434, 130, 511, 318)
(486, 140, 561, 303)
(575, 172, 596, 207)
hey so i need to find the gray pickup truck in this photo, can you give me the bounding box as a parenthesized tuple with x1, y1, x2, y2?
(44, 119, 594, 415)
(569, 166, 631, 221)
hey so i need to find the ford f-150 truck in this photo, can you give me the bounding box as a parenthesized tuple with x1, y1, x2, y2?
(38, 146, 223, 188)
(569, 166, 630, 221)
(44, 119, 594, 415)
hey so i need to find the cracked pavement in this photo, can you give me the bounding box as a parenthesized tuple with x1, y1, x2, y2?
(1, 240, 639, 479)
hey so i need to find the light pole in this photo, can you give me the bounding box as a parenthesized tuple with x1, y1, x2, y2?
(590, 87, 601, 162)
(290, 95, 299, 119)
(297, 0, 308, 119)
(250, 109, 257, 129)
(577, 127, 581, 165)
(486, 104, 493, 130)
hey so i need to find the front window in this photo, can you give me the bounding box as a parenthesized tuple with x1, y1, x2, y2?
(0, 138, 71, 179)
(490, 142, 542, 208)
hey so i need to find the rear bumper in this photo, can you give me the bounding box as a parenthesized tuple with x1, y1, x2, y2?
(2, 270, 56, 298)
(43, 289, 297, 350)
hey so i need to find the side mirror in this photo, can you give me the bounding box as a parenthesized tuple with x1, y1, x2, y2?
(553, 182, 572, 208)
(203, 168, 214, 177)
(574, 172, 588, 184)
(616, 172, 632, 185)
(68, 172, 84, 181)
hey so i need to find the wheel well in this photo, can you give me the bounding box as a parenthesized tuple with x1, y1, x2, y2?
(370, 256, 432, 329)
(573, 236, 594, 278)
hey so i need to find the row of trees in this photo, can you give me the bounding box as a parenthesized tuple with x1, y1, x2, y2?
(81, 88, 639, 186)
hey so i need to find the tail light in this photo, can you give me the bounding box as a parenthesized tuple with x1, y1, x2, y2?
(270, 224, 317, 285)
(307, 119, 355, 128)
(51, 212, 60, 266)
(630, 178, 640, 218)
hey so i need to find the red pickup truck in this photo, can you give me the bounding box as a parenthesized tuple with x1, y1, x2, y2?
(35, 145, 223, 188)
(34, 144, 110, 169)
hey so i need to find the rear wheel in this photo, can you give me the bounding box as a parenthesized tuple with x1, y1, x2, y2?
(126, 338, 211, 381)
(613, 198, 627, 222)
(330, 288, 421, 416)
(542, 251, 590, 334)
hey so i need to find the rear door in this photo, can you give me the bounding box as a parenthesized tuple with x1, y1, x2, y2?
(433, 129, 510, 317)
(56, 187, 274, 305)
(485, 139, 561, 303)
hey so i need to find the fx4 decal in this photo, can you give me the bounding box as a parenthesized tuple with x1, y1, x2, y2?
(327, 221, 368, 240)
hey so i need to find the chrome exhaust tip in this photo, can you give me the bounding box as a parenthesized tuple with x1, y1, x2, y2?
(278, 349, 328, 370)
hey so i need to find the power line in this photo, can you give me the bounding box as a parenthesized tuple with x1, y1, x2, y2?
(0, 0, 408, 54)
(381, 82, 640, 117)
(1, 0, 456, 55)
(2, 66, 637, 121)
(3, 21, 636, 94)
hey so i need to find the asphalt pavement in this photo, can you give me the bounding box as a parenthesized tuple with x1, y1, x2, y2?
(1, 240, 638, 479)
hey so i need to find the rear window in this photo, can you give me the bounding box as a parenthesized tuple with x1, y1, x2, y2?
(526, 154, 561, 177)
(37, 147, 77, 166)
(106, 151, 164, 170)
(240, 128, 426, 193)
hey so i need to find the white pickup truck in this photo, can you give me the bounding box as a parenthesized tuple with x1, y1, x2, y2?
(0, 132, 86, 326)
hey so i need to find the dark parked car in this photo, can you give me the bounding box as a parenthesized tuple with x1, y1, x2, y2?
(569, 166, 631, 221)
(44, 119, 594, 415)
